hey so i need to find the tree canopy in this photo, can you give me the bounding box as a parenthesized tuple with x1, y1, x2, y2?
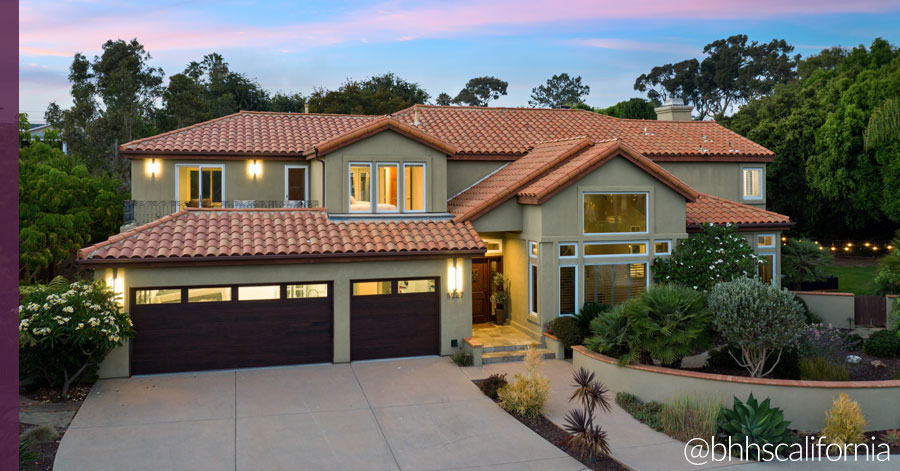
(453, 76, 508, 106)
(594, 98, 658, 120)
(529, 73, 590, 108)
(307, 73, 429, 115)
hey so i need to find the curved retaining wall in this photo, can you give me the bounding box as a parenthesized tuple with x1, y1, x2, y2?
(573, 346, 900, 431)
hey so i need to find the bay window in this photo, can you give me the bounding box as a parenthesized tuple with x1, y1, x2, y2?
(583, 192, 648, 234)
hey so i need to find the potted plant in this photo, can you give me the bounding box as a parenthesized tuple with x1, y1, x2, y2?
(490, 272, 511, 325)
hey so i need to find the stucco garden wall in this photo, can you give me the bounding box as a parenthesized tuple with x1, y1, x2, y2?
(792, 291, 856, 329)
(573, 346, 900, 431)
(94, 257, 473, 378)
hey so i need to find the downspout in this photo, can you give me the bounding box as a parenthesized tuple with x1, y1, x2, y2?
(314, 148, 325, 209)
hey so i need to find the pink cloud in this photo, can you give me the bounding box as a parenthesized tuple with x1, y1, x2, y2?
(566, 38, 700, 55)
(19, 46, 71, 57)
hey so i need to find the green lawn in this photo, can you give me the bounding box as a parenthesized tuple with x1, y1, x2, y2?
(822, 264, 879, 295)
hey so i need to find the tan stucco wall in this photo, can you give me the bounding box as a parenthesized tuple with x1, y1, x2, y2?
(658, 161, 767, 208)
(130, 158, 309, 204)
(471, 198, 523, 233)
(322, 131, 448, 214)
(94, 257, 473, 378)
(793, 292, 856, 329)
(574, 348, 900, 431)
(447, 161, 506, 197)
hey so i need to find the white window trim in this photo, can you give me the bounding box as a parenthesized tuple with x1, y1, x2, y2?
(582, 262, 651, 305)
(558, 242, 578, 259)
(529, 262, 539, 316)
(757, 253, 776, 286)
(582, 191, 650, 235)
(375, 163, 400, 214)
(529, 241, 538, 258)
(558, 264, 578, 316)
(654, 240, 672, 255)
(173, 163, 226, 207)
(283, 164, 309, 201)
(742, 167, 764, 201)
(348, 162, 373, 213)
(757, 233, 776, 249)
(583, 241, 649, 258)
(402, 162, 427, 213)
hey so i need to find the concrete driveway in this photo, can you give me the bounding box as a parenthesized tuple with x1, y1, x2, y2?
(54, 357, 583, 471)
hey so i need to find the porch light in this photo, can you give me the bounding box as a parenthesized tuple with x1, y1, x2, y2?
(249, 160, 262, 178)
(447, 258, 464, 298)
(147, 158, 160, 177)
(106, 268, 125, 306)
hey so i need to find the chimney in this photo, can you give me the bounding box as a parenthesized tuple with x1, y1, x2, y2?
(304, 103, 309, 114)
(413, 107, 420, 126)
(654, 98, 693, 121)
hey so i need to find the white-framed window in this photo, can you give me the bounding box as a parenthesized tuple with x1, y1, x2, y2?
(376, 163, 400, 213)
(743, 168, 763, 200)
(559, 265, 577, 316)
(559, 242, 577, 258)
(483, 238, 503, 255)
(757, 234, 776, 249)
(403, 163, 426, 212)
(174, 163, 225, 208)
(584, 241, 648, 257)
(284, 164, 309, 201)
(583, 263, 648, 306)
(758, 254, 776, 286)
(348, 163, 372, 212)
(583, 192, 649, 234)
(654, 240, 672, 255)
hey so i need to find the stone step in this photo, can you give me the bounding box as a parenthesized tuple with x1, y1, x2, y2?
(482, 348, 556, 364)
(483, 343, 544, 353)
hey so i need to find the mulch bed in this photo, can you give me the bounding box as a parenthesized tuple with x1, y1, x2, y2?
(472, 379, 625, 471)
(689, 351, 900, 381)
(21, 384, 92, 403)
(19, 423, 62, 471)
(19, 383, 91, 471)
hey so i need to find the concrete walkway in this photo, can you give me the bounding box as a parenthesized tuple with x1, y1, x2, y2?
(55, 357, 584, 471)
(461, 359, 898, 471)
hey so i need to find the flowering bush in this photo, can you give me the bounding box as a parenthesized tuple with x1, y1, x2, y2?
(798, 324, 848, 360)
(651, 223, 759, 292)
(19, 278, 134, 397)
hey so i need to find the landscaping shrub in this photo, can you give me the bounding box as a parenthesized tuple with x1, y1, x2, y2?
(719, 393, 792, 460)
(651, 223, 758, 292)
(615, 392, 664, 432)
(573, 302, 610, 337)
(705, 344, 800, 379)
(451, 350, 472, 367)
(874, 232, 900, 295)
(548, 315, 583, 350)
(660, 394, 723, 443)
(20, 424, 58, 444)
(584, 303, 631, 358)
(563, 368, 611, 459)
(19, 438, 36, 471)
(844, 332, 865, 351)
(708, 278, 805, 377)
(881, 429, 900, 447)
(863, 330, 900, 358)
(799, 357, 850, 381)
(478, 373, 507, 400)
(822, 393, 867, 450)
(19, 279, 134, 397)
(782, 238, 833, 286)
(621, 285, 712, 367)
(798, 324, 847, 360)
(498, 345, 550, 418)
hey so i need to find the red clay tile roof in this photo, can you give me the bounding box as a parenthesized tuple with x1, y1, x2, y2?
(120, 106, 773, 161)
(120, 111, 379, 156)
(517, 140, 700, 205)
(392, 105, 773, 159)
(78, 208, 485, 264)
(448, 137, 594, 222)
(686, 194, 792, 230)
(302, 117, 458, 157)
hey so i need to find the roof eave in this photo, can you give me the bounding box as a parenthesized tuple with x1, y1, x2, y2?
(686, 221, 794, 232)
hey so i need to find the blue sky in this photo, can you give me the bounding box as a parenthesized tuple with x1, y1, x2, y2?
(18, 0, 900, 120)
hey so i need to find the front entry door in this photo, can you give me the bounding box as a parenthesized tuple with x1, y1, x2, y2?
(286, 166, 307, 201)
(472, 258, 501, 324)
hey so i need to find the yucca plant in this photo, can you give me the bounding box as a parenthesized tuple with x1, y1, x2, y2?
(719, 393, 792, 460)
(563, 368, 611, 460)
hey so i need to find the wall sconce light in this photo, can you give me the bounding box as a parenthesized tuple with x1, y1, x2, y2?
(249, 160, 262, 179)
(447, 258, 464, 298)
(107, 268, 124, 306)
(147, 158, 160, 178)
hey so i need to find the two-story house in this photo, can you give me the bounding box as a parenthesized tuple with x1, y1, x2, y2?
(78, 101, 791, 377)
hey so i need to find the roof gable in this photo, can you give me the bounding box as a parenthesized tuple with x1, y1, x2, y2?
(302, 117, 458, 158)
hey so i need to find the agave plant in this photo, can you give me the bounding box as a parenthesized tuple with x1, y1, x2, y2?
(562, 368, 611, 460)
(720, 393, 792, 460)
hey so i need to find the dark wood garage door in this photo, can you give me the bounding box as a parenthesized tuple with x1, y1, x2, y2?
(130, 282, 332, 375)
(350, 278, 440, 361)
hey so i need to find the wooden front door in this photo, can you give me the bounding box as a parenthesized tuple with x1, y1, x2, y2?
(286, 166, 307, 201)
(472, 258, 500, 324)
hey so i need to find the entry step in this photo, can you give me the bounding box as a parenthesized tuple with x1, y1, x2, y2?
(483, 343, 544, 353)
(482, 348, 556, 364)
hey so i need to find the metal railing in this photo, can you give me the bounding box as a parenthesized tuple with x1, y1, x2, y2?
(123, 200, 319, 226)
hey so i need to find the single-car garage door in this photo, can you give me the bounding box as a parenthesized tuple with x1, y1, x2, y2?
(350, 278, 440, 361)
(130, 282, 332, 375)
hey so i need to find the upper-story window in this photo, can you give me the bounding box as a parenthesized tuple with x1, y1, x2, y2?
(404, 163, 426, 212)
(583, 192, 648, 234)
(349, 163, 372, 212)
(743, 168, 763, 200)
(176, 164, 223, 208)
(377, 163, 399, 212)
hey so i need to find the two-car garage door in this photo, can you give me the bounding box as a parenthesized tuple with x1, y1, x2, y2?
(130, 277, 439, 375)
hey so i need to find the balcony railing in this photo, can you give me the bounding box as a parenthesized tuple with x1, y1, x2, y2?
(123, 200, 319, 226)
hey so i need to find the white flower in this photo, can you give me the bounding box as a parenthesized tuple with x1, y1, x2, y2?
(32, 327, 51, 336)
(76, 323, 84, 329)
(62, 306, 74, 314)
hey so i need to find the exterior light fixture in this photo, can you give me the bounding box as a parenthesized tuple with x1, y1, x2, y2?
(107, 268, 124, 306)
(147, 158, 160, 177)
(447, 258, 464, 298)
(873, 246, 879, 251)
(249, 160, 262, 178)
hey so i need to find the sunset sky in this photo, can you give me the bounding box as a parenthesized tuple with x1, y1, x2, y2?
(18, 0, 900, 119)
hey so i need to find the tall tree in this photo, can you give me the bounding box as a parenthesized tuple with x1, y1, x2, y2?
(594, 98, 658, 120)
(529, 73, 591, 108)
(453, 76, 508, 106)
(435, 92, 453, 106)
(269, 92, 307, 113)
(307, 73, 429, 115)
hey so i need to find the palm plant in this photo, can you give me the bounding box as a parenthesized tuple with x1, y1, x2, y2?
(584, 304, 630, 357)
(864, 98, 900, 149)
(563, 368, 611, 460)
(622, 286, 713, 368)
(782, 238, 833, 285)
